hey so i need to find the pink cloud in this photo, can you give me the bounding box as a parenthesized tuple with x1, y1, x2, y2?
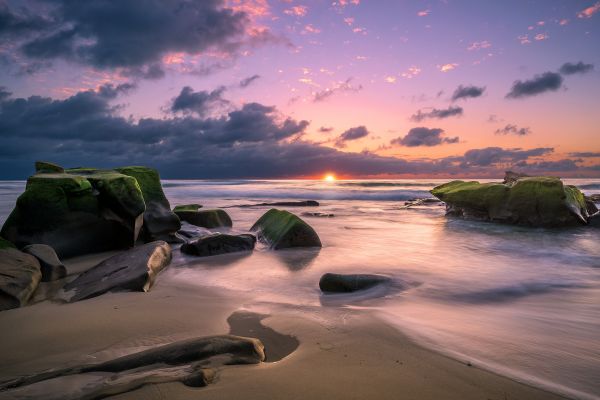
(302, 24, 321, 34)
(577, 1, 600, 18)
(417, 9, 430, 17)
(534, 33, 548, 41)
(439, 63, 458, 72)
(467, 40, 491, 51)
(401, 66, 421, 79)
(284, 5, 308, 17)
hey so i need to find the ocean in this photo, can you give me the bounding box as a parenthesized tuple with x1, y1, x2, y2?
(1, 178, 599, 399)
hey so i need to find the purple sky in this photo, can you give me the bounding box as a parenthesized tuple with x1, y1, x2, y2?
(0, 0, 599, 179)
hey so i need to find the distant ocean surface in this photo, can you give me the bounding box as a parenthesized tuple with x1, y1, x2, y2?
(1, 178, 599, 399)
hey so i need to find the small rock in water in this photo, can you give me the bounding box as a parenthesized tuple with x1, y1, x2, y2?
(319, 273, 391, 293)
(301, 211, 334, 217)
(173, 204, 203, 212)
(251, 209, 321, 249)
(175, 209, 232, 228)
(63, 241, 172, 302)
(21, 244, 67, 282)
(0, 248, 41, 311)
(180, 233, 256, 257)
(231, 200, 319, 208)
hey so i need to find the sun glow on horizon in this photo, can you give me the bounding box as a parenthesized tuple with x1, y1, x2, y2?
(324, 173, 336, 182)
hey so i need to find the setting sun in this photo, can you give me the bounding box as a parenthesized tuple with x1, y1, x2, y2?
(324, 173, 336, 182)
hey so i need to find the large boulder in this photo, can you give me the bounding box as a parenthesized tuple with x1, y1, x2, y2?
(319, 273, 391, 293)
(1, 164, 145, 258)
(431, 177, 592, 227)
(250, 209, 321, 249)
(173, 204, 202, 212)
(175, 208, 232, 228)
(22, 244, 67, 282)
(115, 166, 181, 242)
(63, 241, 171, 302)
(181, 233, 256, 257)
(0, 248, 41, 311)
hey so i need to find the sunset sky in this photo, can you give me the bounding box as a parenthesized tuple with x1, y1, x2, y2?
(1, 0, 599, 179)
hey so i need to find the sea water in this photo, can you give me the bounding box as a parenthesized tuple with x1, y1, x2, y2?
(1, 179, 599, 399)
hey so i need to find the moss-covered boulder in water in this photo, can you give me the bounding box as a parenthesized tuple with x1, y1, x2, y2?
(175, 209, 232, 229)
(173, 204, 202, 212)
(250, 209, 321, 249)
(115, 167, 181, 242)
(430, 177, 591, 227)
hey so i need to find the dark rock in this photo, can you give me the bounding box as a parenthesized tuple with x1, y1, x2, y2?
(175, 209, 232, 228)
(230, 200, 319, 208)
(301, 211, 334, 217)
(0, 335, 264, 398)
(63, 241, 171, 302)
(177, 222, 213, 240)
(21, 244, 67, 282)
(0, 236, 15, 250)
(251, 209, 321, 249)
(319, 273, 391, 293)
(401, 198, 443, 208)
(431, 177, 591, 227)
(35, 160, 64, 174)
(116, 166, 181, 242)
(503, 170, 529, 185)
(588, 194, 600, 203)
(585, 197, 599, 216)
(0, 248, 41, 311)
(173, 204, 203, 212)
(181, 233, 255, 257)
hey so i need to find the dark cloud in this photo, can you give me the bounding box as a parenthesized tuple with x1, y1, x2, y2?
(239, 74, 261, 88)
(3, 0, 277, 75)
(568, 152, 600, 157)
(559, 62, 594, 75)
(506, 72, 563, 98)
(313, 78, 362, 102)
(319, 126, 334, 133)
(513, 159, 579, 171)
(460, 147, 553, 167)
(0, 86, 12, 101)
(451, 85, 485, 101)
(410, 106, 463, 122)
(171, 86, 229, 116)
(494, 124, 531, 136)
(391, 127, 459, 147)
(335, 126, 369, 147)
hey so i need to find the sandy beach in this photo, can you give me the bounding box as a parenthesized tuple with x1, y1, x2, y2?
(0, 251, 567, 400)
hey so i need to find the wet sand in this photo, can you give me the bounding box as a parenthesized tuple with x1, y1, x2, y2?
(0, 252, 567, 400)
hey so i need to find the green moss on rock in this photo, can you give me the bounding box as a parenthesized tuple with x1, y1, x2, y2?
(175, 209, 232, 229)
(431, 177, 590, 227)
(250, 209, 321, 249)
(173, 204, 202, 212)
(35, 161, 64, 174)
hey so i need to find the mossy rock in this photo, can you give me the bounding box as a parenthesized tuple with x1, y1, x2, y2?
(175, 209, 232, 229)
(35, 161, 64, 174)
(0, 237, 15, 250)
(250, 209, 321, 249)
(431, 177, 590, 227)
(115, 166, 181, 241)
(173, 204, 202, 213)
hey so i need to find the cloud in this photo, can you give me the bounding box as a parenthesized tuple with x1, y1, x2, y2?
(0, 4, 51, 37)
(577, 2, 600, 18)
(171, 86, 229, 117)
(319, 126, 334, 133)
(239, 74, 261, 88)
(451, 85, 485, 101)
(467, 41, 491, 51)
(460, 147, 553, 167)
(391, 127, 459, 147)
(410, 106, 463, 122)
(559, 61, 594, 75)
(283, 5, 308, 17)
(494, 124, 531, 136)
(506, 72, 563, 98)
(439, 63, 458, 72)
(335, 126, 369, 147)
(568, 152, 600, 157)
(2, 0, 277, 75)
(313, 78, 362, 102)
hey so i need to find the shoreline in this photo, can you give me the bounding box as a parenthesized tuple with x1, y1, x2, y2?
(0, 252, 570, 400)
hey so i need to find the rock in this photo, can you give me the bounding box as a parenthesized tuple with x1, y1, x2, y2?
(0, 248, 41, 311)
(319, 273, 391, 293)
(63, 241, 171, 302)
(21, 244, 67, 282)
(301, 211, 334, 217)
(181, 233, 256, 257)
(230, 200, 319, 208)
(503, 170, 529, 185)
(0, 236, 16, 250)
(585, 197, 599, 216)
(1, 164, 146, 258)
(0, 335, 264, 397)
(588, 194, 600, 203)
(173, 204, 202, 212)
(401, 198, 443, 208)
(431, 177, 592, 227)
(175, 209, 232, 228)
(177, 222, 213, 240)
(116, 166, 181, 242)
(250, 209, 321, 249)
(35, 161, 64, 174)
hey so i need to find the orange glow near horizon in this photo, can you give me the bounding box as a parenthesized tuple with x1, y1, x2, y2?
(324, 173, 336, 182)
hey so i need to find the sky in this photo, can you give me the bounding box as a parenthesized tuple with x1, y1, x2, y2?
(0, 0, 599, 179)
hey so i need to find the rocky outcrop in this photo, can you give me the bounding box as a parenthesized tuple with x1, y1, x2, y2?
(181, 233, 256, 257)
(0, 248, 41, 311)
(431, 177, 592, 227)
(116, 166, 181, 243)
(63, 241, 171, 302)
(502, 170, 529, 185)
(34, 160, 64, 174)
(174, 208, 232, 228)
(21, 244, 67, 282)
(251, 209, 321, 249)
(319, 273, 391, 293)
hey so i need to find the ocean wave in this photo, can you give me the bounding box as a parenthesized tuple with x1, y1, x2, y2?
(444, 282, 587, 304)
(338, 182, 442, 188)
(577, 183, 600, 190)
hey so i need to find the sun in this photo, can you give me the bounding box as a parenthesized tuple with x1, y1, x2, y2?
(324, 173, 336, 182)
